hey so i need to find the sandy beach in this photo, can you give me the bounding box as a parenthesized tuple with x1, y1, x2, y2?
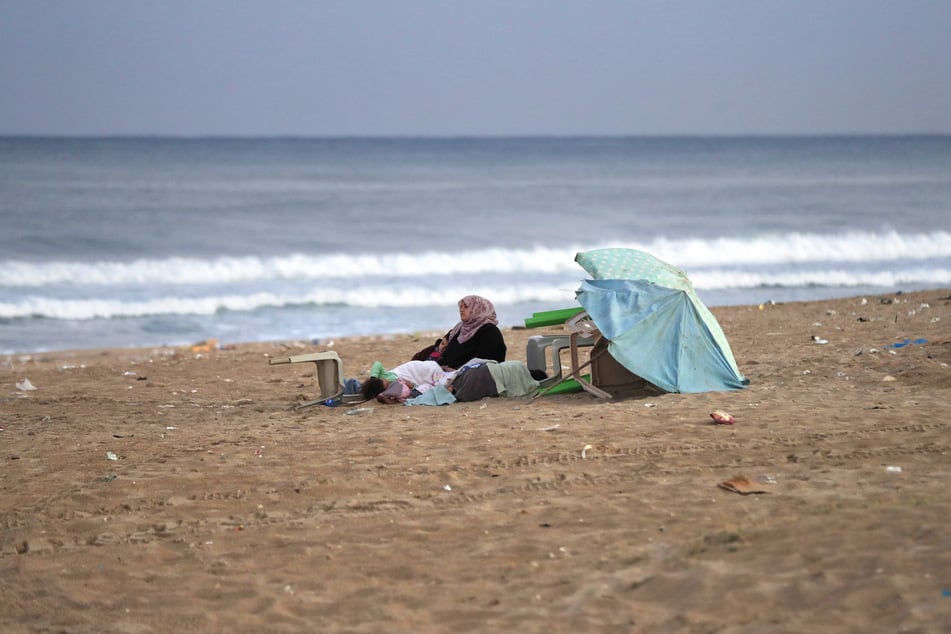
(2, 289, 950, 633)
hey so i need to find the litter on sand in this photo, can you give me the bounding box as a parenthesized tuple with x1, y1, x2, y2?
(718, 475, 770, 495)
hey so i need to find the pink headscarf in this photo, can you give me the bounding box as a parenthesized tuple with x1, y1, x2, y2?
(447, 295, 499, 344)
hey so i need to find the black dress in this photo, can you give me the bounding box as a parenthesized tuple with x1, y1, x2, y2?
(439, 323, 507, 369)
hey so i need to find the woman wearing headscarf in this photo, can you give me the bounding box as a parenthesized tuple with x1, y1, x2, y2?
(433, 295, 507, 370)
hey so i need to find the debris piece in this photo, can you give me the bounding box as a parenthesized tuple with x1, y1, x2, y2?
(718, 475, 769, 495)
(710, 410, 734, 425)
(189, 339, 218, 353)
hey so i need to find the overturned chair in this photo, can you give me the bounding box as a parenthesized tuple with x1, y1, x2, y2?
(530, 309, 643, 400)
(523, 307, 599, 392)
(269, 350, 366, 409)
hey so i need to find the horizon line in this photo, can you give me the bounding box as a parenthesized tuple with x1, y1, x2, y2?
(2, 132, 950, 140)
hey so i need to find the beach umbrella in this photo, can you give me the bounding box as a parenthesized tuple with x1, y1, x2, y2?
(574, 248, 748, 393)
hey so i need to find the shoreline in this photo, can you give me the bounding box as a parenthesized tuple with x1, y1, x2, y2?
(5, 284, 950, 359)
(5, 285, 949, 359)
(3, 289, 950, 632)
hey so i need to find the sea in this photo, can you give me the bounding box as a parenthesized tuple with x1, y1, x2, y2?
(2, 135, 950, 355)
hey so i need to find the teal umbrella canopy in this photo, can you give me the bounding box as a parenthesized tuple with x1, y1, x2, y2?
(575, 248, 748, 393)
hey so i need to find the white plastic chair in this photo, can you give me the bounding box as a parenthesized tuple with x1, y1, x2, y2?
(269, 350, 363, 409)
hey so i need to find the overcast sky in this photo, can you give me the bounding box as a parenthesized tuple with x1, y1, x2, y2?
(2, 0, 950, 136)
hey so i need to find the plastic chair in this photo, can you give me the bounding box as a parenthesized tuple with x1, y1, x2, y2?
(523, 307, 601, 392)
(269, 351, 364, 409)
(526, 335, 571, 387)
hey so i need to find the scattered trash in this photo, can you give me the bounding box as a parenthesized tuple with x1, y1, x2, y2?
(885, 465, 902, 473)
(882, 375, 897, 382)
(581, 444, 593, 459)
(443, 484, 452, 491)
(888, 338, 927, 349)
(15, 378, 37, 391)
(105, 451, 118, 461)
(189, 339, 218, 353)
(323, 398, 340, 407)
(710, 410, 734, 425)
(718, 475, 770, 495)
(537, 424, 560, 431)
(345, 407, 374, 416)
(757, 475, 777, 485)
(811, 335, 829, 345)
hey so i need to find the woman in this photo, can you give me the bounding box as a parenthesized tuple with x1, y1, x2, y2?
(433, 295, 507, 370)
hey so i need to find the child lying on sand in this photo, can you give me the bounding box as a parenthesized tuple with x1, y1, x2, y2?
(361, 358, 539, 404)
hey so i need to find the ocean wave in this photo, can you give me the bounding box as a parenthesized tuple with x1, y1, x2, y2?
(689, 267, 951, 291)
(2, 230, 949, 289)
(2, 267, 948, 320)
(0, 285, 575, 320)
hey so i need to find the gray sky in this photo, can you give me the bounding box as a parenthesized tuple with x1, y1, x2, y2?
(2, 0, 950, 136)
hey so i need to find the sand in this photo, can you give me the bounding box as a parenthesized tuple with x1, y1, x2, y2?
(2, 290, 951, 633)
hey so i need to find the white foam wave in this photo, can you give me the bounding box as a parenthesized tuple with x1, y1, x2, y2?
(2, 230, 949, 288)
(2, 267, 948, 320)
(690, 267, 951, 291)
(0, 285, 578, 320)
